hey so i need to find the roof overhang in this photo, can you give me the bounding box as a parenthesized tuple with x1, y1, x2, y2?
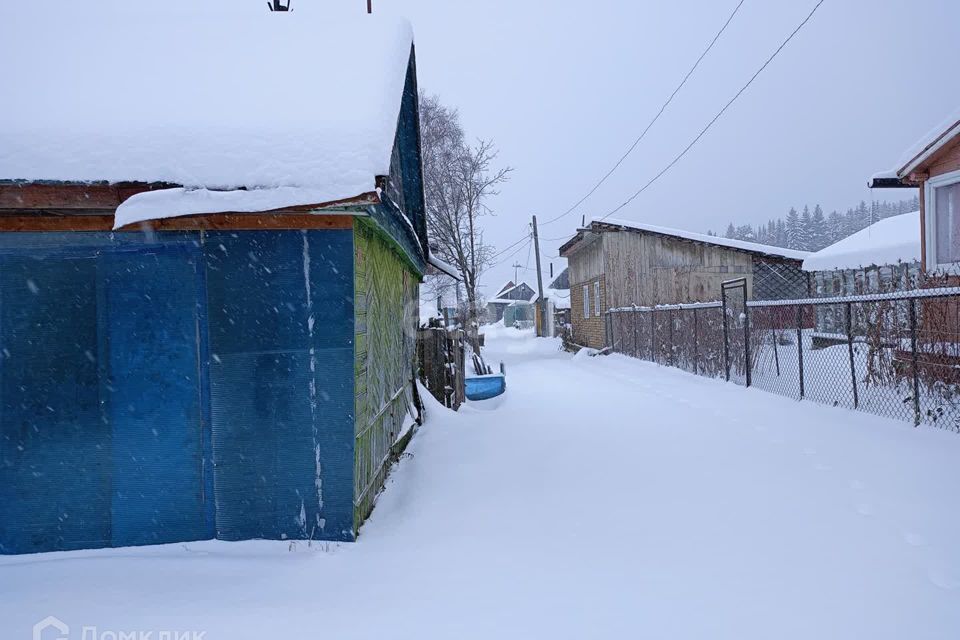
(0, 181, 378, 231)
(576, 220, 806, 263)
(558, 229, 600, 257)
(869, 111, 960, 187)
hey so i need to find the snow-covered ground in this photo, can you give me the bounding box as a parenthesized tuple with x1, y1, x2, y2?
(4, 326, 960, 639)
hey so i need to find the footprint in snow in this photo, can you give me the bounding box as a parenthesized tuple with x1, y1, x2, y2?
(803, 447, 817, 456)
(849, 480, 866, 491)
(855, 503, 875, 517)
(813, 462, 831, 472)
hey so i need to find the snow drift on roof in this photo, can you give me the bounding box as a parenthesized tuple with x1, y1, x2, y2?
(543, 288, 571, 310)
(879, 107, 960, 179)
(0, 5, 413, 204)
(588, 217, 810, 261)
(801, 211, 920, 272)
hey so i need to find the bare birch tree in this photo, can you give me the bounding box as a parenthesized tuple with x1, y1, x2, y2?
(419, 92, 511, 345)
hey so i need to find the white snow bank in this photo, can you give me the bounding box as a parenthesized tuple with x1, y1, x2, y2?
(5, 329, 959, 639)
(0, 6, 413, 199)
(802, 211, 920, 272)
(114, 187, 365, 229)
(589, 217, 810, 261)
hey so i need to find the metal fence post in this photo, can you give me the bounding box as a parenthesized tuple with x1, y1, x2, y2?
(721, 288, 730, 381)
(668, 308, 675, 367)
(651, 310, 657, 364)
(908, 298, 921, 426)
(796, 305, 805, 400)
(743, 301, 752, 387)
(605, 311, 612, 350)
(633, 307, 639, 358)
(693, 307, 699, 376)
(845, 302, 859, 409)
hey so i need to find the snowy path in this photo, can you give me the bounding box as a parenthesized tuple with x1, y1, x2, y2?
(4, 327, 960, 639)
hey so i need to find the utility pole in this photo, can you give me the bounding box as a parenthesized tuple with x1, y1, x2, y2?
(511, 262, 522, 284)
(367, 0, 372, 13)
(531, 215, 546, 337)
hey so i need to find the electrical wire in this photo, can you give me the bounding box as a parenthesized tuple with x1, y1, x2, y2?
(541, 0, 746, 227)
(596, 0, 827, 223)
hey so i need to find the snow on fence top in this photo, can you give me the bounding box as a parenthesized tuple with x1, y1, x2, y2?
(746, 286, 960, 308)
(589, 217, 810, 261)
(609, 301, 723, 312)
(0, 6, 414, 224)
(801, 211, 920, 272)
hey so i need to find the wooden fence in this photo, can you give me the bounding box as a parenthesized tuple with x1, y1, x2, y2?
(417, 328, 466, 410)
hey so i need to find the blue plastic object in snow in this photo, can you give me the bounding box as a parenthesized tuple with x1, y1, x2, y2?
(464, 374, 506, 400)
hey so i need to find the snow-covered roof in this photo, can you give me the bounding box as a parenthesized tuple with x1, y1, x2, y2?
(802, 211, 920, 272)
(493, 282, 514, 296)
(575, 217, 809, 261)
(871, 107, 960, 183)
(0, 6, 414, 225)
(543, 288, 571, 310)
(428, 255, 461, 281)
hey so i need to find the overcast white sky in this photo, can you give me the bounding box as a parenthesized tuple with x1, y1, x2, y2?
(391, 0, 960, 294)
(9, 1, 960, 295)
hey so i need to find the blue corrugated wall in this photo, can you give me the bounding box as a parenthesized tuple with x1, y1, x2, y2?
(0, 229, 355, 554)
(205, 230, 355, 542)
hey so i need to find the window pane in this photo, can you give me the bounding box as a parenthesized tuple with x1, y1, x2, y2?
(935, 180, 960, 264)
(583, 284, 590, 318)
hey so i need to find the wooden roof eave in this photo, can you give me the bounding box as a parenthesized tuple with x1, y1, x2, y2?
(0, 181, 381, 232)
(584, 220, 805, 264)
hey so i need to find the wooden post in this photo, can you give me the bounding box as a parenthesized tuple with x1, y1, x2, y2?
(845, 302, 859, 409)
(531, 215, 546, 338)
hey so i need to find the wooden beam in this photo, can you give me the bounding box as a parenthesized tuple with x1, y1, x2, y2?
(0, 183, 174, 211)
(0, 213, 355, 233)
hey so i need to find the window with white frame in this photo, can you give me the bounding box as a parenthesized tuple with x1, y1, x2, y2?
(593, 281, 601, 317)
(926, 168, 960, 270)
(582, 284, 590, 318)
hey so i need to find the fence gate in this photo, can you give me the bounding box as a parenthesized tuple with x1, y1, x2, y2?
(721, 278, 750, 386)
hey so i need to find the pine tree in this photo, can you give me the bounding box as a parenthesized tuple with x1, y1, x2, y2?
(810, 204, 826, 250)
(827, 210, 843, 245)
(799, 205, 813, 250)
(785, 207, 802, 250)
(725, 223, 736, 239)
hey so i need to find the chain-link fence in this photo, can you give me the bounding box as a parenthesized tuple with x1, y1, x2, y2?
(605, 285, 960, 432)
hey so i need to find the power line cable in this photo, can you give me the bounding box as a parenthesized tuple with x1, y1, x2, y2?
(541, 0, 746, 227)
(597, 0, 827, 223)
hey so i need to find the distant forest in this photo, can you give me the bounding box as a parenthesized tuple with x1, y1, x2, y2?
(708, 195, 920, 253)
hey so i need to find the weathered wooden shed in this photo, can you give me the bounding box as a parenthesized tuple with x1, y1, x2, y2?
(559, 220, 809, 348)
(0, 11, 429, 554)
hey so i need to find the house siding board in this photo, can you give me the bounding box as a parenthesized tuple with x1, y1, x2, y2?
(353, 217, 417, 531)
(205, 229, 355, 543)
(926, 137, 960, 179)
(0, 248, 107, 554)
(601, 230, 753, 308)
(0, 232, 215, 554)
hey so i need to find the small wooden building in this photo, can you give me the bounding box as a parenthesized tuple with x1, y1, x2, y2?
(559, 220, 809, 349)
(486, 281, 538, 323)
(0, 12, 429, 553)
